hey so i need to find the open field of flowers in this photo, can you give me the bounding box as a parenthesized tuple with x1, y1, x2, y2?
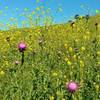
(0, 13, 100, 100)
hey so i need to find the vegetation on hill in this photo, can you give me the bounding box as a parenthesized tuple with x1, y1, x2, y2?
(0, 14, 100, 99)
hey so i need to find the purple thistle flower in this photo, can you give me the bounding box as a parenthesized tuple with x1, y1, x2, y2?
(18, 42, 27, 65)
(66, 81, 79, 93)
(18, 42, 27, 52)
(15, 61, 19, 65)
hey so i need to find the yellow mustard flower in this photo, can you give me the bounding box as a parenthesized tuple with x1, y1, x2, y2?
(83, 36, 87, 40)
(62, 98, 66, 100)
(29, 47, 33, 51)
(81, 47, 85, 51)
(98, 62, 100, 65)
(96, 84, 99, 92)
(36, 7, 40, 11)
(69, 47, 73, 52)
(50, 96, 54, 100)
(64, 43, 68, 49)
(79, 16, 83, 19)
(80, 60, 84, 67)
(0, 70, 5, 76)
(73, 55, 77, 59)
(97, 51, 100, 55)
(75, 39, 78, 43)
(64, 75, 66, 78)
(56, 91, 62, 96)
(67, 60, 72, 65)
(78, 56, 81, 59)
(77, 28, 80, 32)
(98, 24, 100, 28)
(53, 72, 58, 77)
(86, 31, 90, 35)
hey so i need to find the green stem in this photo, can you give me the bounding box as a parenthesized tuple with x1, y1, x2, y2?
(21, 52, 24, 65)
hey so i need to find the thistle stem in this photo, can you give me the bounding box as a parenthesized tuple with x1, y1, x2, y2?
(21, 52, 24, 65)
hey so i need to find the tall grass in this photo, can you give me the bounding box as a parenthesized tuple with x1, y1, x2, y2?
(0, 3, 100, 100)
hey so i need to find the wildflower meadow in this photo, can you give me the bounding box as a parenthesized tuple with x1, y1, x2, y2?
(0, 0, 100, 100)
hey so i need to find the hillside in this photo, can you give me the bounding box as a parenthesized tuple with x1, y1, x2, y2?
(0, 14, 100, 99)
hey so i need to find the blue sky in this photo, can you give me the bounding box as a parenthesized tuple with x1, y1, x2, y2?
(0, 0, 100, 29)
